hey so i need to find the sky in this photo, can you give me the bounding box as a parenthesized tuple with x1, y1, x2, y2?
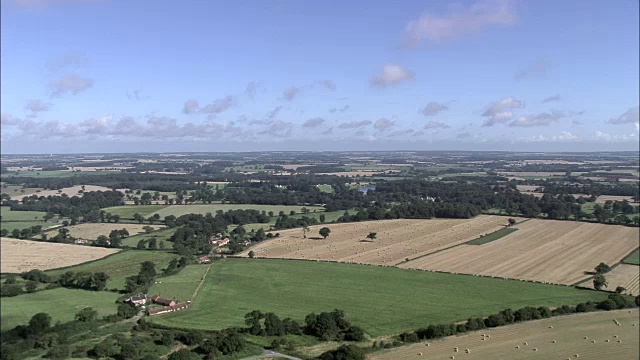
(1, 0, 639, 154)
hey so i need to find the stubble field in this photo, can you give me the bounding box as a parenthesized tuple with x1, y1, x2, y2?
(400, 220, 639, 285)
(0, 237, 119, 273)
(578, 264, 640, 296)
(369, 308, 640, 360)
(240, 215, 517, 266)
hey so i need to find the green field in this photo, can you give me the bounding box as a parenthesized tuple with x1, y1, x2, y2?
(147, 264, 210, 302)
(149, 204, 326, 218)
(151, 259, 608, 337)
(47, 250, 177, 290)
(315, 184, 335, 193)
(0, 221, 51, 233)
(120, 227, 175, 247)
(622, 248, 640, 265)
(101, 205, 169, 218)
(238, 209, 356, 232)
(2, 170, 120, 178)
(0, 207, 47, 222)
(0, 288, 120, 331)
(466, 227, 518, 245)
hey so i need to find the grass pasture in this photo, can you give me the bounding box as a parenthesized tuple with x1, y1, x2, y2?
(120, 227, 175, 247)
(369, 309, 639, 360)
(401, 220, 639, 285)
(0, 237, 120, 273)
(622, 249, 639, 265)
(147, 264, 210, 302)
(148, 204, 325, 218)
(240, 216, 516, 266)
(466, 227, 519, 245)
(0, 288, 120, 331)
(42, 223, 165, 240)
(150, 259, 608, 337)
(47, 250, 177, 290)
(101, 204, 169, 218)
(0, 207, 47, 222)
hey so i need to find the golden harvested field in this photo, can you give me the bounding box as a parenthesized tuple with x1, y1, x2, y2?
(317, 170, 400, 177)
(596, 195, 638, 204)
(10, 185, 112, 200)
(240, 216, 517, 266)
(0, 237, 119, 272)
(369, 308, 640, 360)
(401, 220, 639, 285)
(578, 264, 640, 296)
(42, 223, 164, 240)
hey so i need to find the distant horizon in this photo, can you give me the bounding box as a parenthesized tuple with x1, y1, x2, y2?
(2, 0, 638, 153)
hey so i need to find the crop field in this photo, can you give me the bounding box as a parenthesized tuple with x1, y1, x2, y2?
(0, 237, 119, 273)
(0, 288, 120, 331)
(150, 259, 607, 337)
(317, 170, 399, 177)
(42, 223, 165, 240)
(0, 221, 53, 233)
(578, 264, 640, 296)
(147, 264, 210, 302)
(47, 250, 177, 289)
(2, 170, 120, 178)
(0, 207, 47, 221)
(148, 204, 325, 218)
(596, 195, 639, 204)
(369, 308, 639, 360)
(622, 249, 639, 265)
(8, 185, 113, 200)
(401, 220, 640, 285)
(240, 216, 516, 266)
(101, 204, 169, 218)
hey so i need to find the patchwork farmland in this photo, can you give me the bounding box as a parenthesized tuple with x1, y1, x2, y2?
(0, 237, 119, 273)
(401, 220, 639, 285)
(369, 308, 640, 360)
(240, 215, 517, 265)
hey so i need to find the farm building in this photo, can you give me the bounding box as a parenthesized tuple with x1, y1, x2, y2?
(147, 301, 192, 316)
(210, 237, 230, 246)
(150, 294, 175, 307)
(127, 294, 147, 306)
(74, 239, 91, 245)
(241, 239, 252, 246)
(196, 255, 211, 264)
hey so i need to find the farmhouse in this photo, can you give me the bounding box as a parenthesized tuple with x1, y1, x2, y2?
(74, 238, 91, 245)
(147, 301, 192, 316)
(241, 239, 252, 246)
(150, 294, 175, 306)
(127, 294, 147, 306)
(196, 255, 210, 264)
(209, 236, 230, 246)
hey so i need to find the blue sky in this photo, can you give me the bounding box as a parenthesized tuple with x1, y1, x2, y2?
(1, 0, 638, 153)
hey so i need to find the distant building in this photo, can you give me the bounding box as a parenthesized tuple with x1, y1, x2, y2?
(147, 301, 191, 316)
(196, 255, 210, 264)
(127, 294, 147, 306)
(74, 238, 91, 245)
(209, 237, 230, 246)
(150, 294, 175, 307)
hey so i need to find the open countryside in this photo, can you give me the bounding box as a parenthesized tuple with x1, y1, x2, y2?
(150, 258, 609, 337)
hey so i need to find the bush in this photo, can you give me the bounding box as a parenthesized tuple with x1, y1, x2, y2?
(43, 345, 70, 360)
(0, 284, 23, 297)
(400, 332, 419, 343)
(318, 344, 366, 360)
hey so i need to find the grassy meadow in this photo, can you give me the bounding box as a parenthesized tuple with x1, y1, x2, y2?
(151, 258, 608, 337)
(149, 204, 325, 218)
(0, 288, 120, 331)
(147, 264, 210, 302)
(466, 227, 519, 245)
(622, 248, 640, 265)
(101, 204, 169, 218)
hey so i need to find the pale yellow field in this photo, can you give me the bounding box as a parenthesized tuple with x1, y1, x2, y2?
(369, 308, 640, 360)
(0, 237, 119, 272)
(578, 264, 640, 296)
(596, 195, 638, 204)
(240, 216, 517, 266)
(42, 223, 164, 240)
(317, 170, 401, 177)
(401, 220, 639, 285)
(10, 185, 113, 200)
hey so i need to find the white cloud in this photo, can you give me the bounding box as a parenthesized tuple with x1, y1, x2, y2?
(259, 120, 293, 137)
(371, 64, 414, 87)
(404, 0, 517, 46)
(25, 100, 51, 115)
(302, 117, 326, 128)
(282, 87, 300, 101)
(481, 96, 524, 126)
(424, 120, 449, 129)
(49, 74, 94, 97)
(316, 80, 336, 91)
(607, 106, 639, 124)
(509, 111, 563, 127)
(374, 118, 395, 130)
(420, 101, 449, 117)
(1, 113, 22, 126)
(338, 120, 372, 129)
(246, 81, 257, 98)
(199, 96, 235, 115)
(542, 94, 561, 103)
(183, 99, 200, 114)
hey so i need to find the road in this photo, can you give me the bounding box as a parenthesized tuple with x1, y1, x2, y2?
(240, 350, 302, 360)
